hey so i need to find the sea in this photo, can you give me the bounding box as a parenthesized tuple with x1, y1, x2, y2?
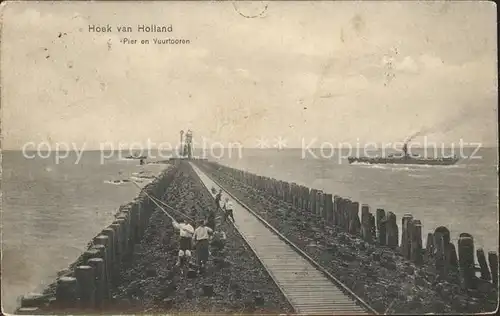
(1, 147, 498, 312)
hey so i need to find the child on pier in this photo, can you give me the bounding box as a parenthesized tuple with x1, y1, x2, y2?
(172, 218, 194, 267)
(215, 189, 222, 210)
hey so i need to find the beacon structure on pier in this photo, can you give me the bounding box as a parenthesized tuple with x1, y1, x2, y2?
(178, 129, 193, 159)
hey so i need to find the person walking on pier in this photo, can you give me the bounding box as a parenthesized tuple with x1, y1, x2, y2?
(206, 209, 216, 231)
(172, 218, 194, 267)
(192, 219, 213, 271)
(215, 189, 222, 210)
(223, 198, 235, 223)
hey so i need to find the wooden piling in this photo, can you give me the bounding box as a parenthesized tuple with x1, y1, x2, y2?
(117, 212, 131, 254)
(434, 226, 457, 271)
(348, 201, 361, 236)
(309, 189, 317, 214)
(112, 220, 125, 262)
(20, 293, 46, 309)
(376, 209, 386, 245)
(425, 233, 434, 261)
(324, 193, 333, 223)
(448, 242, 459, 269)
(109, 223, 122, 263)
(279, 181, 286, 201)
(401, 214, 414, 259)
(458, 234, 475, 289)
(56, 276, 78, 307)
(295, 184, 301, 208)
(75, 265, 96, 308)
(488, 251, 498, 286)
(342, 198, 351, 231)
(298, 185, 304, 209)
(94, 235, 112, 283)
(333, 195, 341, 226)
(319, 192, 327, 219)
(290, 183, 297, 207)
(434, 232, 447, 277)
(101, 228, 116, 270)
(360, 204, 372, 242)
(274, 179, 280, 198)
(303, 187, 310, 211)
(435, 226, 451, 244)
(336, 197, 343, 228)
(270, 179, 276, 197)
(343, 199, 350, 231)
(476, 248, 492, 281)
(295, 185, 302, 209)
(369, 213, 376, 241)
(284, 182, 291, 203)
(92, 244, 110, 299)
(139, 197, 149, 238)
(294, 184, 300, 208)
(315, 190, 323, 216)
(82, 249, 100, 265)
(297, 185, 304, 209)
(16, 307, 40, 315)
(410, 219, 423, 264)
(282, 181, 288, 201)
(87, 258, 105, 308)
(129, 203, 139, 244)
(385, 212, 398, 248)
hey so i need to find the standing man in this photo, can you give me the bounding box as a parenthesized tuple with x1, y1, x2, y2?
(206, 208, 216, 231)
(223, 198, 235, 223)
(172, 218, 194, 267)
(215, 189, 222, 210)
(192, 219, 213, 271)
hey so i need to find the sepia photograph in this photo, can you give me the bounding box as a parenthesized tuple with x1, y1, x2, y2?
(0, 0, 498, 315)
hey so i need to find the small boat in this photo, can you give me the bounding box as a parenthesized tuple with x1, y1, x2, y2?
(125, 153, 147, 160)
(348, 142, 459, 166)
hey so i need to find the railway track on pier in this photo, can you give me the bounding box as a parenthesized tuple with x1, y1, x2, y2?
(190, 162, 377, 315)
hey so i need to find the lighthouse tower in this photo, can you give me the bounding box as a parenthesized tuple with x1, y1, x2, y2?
(183, 129, 193, 159)
(179, 130, 184, 157)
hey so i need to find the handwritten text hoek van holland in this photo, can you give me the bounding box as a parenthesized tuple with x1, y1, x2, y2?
(88, 24, 173, 32)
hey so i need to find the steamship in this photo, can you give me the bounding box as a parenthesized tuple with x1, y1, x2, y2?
(348, 142, 459, 166)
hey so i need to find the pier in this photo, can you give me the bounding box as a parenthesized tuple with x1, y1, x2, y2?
(15, 159, 498, 315)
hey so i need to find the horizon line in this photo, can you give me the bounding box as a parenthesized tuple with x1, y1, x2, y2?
(1, 146, 498, 152)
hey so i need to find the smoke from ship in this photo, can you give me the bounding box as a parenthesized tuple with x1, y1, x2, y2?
(403, 107, 473, 144)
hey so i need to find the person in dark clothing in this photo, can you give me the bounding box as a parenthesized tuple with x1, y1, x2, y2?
(214, 189, 222, 210)
(192, 220, 213, 270)
(206, 209, 216, 230)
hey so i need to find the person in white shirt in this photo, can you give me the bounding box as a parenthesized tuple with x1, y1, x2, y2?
(223, 198, 235, 223)
(192, 219, 213, 269)
(172, 218, 194, 267)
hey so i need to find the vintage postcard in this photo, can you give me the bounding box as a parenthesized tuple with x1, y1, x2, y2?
(1, 1, 498, 315)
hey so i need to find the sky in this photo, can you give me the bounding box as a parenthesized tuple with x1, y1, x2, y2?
(1, 1, 498, 149)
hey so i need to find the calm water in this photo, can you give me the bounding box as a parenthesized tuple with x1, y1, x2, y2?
(1, 148, 498, 312)
(1, 151, 166, 313)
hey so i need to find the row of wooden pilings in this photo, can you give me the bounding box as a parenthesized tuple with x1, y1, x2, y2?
(16, 165, 178, 314)
(199, 160, 498, 292)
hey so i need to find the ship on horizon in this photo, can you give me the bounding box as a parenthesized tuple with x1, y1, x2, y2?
(348, 142, 459, 166)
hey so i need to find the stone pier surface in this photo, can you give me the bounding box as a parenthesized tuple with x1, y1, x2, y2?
(194, 160, 498, 315)
(14, 160, 292, 314)
(15, 159, 498, 315)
